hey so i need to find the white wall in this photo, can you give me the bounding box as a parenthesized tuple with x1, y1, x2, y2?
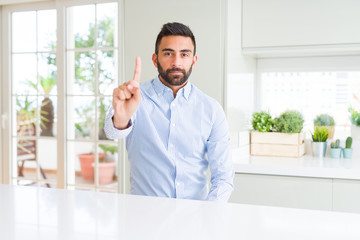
(226, 0, 256, 150)
(123, 0, 226, 104)
(0, 6, 3, 183)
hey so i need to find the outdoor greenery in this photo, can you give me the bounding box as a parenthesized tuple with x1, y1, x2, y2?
(273, 110, 304, 133)
(251, 111, 273, 132)
(99, 144, 118, 162)
(314, 114, 335, 127)
(311, 126, 329, 142)
(73, 17, 114, 140)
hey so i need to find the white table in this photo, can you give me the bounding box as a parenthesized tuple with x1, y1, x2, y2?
(1, 184, 360, 240)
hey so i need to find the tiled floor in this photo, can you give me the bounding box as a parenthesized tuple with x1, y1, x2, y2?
(19, 169, 118, 190)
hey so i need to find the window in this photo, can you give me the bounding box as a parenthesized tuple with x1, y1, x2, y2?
(2, 0, 120, 192)
(257, 56, 360, 140)
(11, 9, 57, 187)
(66, 2, 119, 191)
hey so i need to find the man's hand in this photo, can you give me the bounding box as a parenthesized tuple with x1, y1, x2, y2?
(112, 56, 142, 129)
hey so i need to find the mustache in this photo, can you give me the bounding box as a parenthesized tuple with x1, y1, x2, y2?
(166, 68, 185, 74)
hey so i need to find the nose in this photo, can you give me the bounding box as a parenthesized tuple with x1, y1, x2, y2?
(171, 53, 182, 67)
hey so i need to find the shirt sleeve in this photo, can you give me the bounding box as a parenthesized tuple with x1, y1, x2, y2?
(104, 105, 134, 139)
(206, 102, 234, 202)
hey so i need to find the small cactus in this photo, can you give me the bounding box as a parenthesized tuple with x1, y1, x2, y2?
(330, 139, 341, 148)
(346, 137, 353, 148)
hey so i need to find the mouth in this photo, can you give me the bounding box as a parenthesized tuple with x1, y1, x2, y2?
(169, 71, 182, 75)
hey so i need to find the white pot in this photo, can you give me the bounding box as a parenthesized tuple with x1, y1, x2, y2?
(351, 125, 360, 140)
(312, 142, 327, 158)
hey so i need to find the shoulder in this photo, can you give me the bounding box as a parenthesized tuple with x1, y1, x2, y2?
(139, 78, 156, 98)
(190, 84, 223, 112)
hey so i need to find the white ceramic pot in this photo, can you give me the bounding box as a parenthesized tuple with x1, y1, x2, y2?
(312, 142, 327, 158)
(351, 125, 360, 140)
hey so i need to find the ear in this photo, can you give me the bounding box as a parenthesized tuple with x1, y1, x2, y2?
(192, 55, 198, 67)
(152, 53, 158, 68)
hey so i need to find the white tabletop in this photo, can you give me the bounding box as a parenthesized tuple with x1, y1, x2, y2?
(1, 184, 360, 240)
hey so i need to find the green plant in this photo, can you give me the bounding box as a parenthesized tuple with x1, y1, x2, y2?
(330, 139, 340, 148)
(345, 137, 353, 148)
(314, 114, 335, 126)
(311, 126, 329, 142)
(99, 144, 118, 162)
(273, 110, 304, 133)
(349, 107, 360, 126)
(251, 111, 273, 132)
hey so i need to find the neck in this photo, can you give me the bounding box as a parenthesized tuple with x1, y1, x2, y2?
(158, 75, 188, 97)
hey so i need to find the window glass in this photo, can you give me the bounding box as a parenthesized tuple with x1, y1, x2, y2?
(260, 71, 360, 139)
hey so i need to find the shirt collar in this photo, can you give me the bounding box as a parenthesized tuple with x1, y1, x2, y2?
(152, 76, 192, 101)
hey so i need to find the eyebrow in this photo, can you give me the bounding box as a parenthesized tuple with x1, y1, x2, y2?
(161, 48, 193, 53)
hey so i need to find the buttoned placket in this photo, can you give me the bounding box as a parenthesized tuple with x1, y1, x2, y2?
(167, 90, 185, 198)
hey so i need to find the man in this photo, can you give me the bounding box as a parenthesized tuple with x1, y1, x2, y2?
(104, 22, 233, 201)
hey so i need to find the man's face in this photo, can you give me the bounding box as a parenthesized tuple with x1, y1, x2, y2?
(152, 36, 197, 87)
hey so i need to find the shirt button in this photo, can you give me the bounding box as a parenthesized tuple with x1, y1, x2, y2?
(176, 182, 180, 186)
(171, 103, 175, 107)
(172, 123, 175, 127)
(158, 93, 161, 96)
(170, 143, 173, 148)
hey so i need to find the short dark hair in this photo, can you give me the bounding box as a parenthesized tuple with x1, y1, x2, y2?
(155, 22, 196, 55)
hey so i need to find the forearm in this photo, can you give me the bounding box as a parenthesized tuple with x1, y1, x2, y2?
(207, 177, 234, 202)
(104, 106, 133, 139)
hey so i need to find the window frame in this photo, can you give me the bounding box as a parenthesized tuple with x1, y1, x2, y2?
(0, 0, 125, 192)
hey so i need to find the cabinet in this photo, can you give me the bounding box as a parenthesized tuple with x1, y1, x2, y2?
(229, 173, 333, 211)
(230, 173, 360, 213)
(242, 0, 360, 49)
(333, 179, 360, 213)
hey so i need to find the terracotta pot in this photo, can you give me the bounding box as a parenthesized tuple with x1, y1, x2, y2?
(78, 153, 105, 180)
(98, 161, 116, 184)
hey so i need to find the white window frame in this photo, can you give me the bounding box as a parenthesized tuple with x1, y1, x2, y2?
(0, 0, 126, 192)
(255, 55, 360, 112)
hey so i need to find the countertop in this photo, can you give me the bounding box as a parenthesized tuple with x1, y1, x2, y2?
(1, 184, 360, 240)
(233, 143, 360, 179)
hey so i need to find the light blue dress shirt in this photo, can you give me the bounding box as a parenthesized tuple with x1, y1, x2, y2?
(104, 77, 234, 201)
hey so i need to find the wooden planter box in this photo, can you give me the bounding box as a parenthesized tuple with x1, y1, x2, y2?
(250, 132, 306, 157)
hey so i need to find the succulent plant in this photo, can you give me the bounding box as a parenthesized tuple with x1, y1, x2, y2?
(251, 111, 273, 132)
(345, 136, 353, 148)
(311, 126, 329, 142)
(273, 110, 304, 133)
(330, 139, 340, 148)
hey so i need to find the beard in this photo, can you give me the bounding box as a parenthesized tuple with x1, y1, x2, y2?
(157, 60, 193, 86)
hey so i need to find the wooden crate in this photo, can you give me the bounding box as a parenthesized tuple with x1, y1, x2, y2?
(250, 132, 306, 157)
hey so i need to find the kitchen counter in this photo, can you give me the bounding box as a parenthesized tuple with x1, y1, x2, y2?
(233, 144, 360, 180)
(1, 184, 360, 240)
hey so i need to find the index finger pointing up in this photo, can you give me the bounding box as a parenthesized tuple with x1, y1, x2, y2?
(133, 56, 142, 82)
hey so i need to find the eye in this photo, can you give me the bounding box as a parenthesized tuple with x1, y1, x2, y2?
(164, 52, 172, 56)
(182, 53, 189, 57)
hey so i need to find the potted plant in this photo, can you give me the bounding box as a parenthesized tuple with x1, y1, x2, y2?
(343, 137, 353, 159)
(78, 144, 117, 184)
(250, 110, 306, 157)
(311, 126, 329, 158)
(314, 114, 335, 139)
(349, 107, 360, 140)
(329, 139, 341, 158)
(273, 110, 304, 134)
(97, 144, 117, 184)
(251, 111, 273, 132)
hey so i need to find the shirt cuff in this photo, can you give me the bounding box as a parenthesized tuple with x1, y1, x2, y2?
(104, 106, 133, 139)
